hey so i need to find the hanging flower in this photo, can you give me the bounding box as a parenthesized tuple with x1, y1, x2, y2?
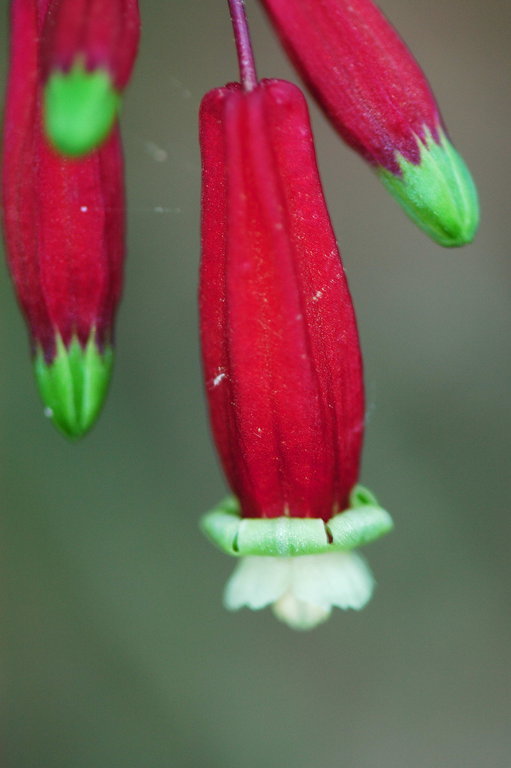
(199, 76, 392, 630)
(41, 0, 140, 155)
(260, 0, 479, 247)
(2, 0, 125, 438)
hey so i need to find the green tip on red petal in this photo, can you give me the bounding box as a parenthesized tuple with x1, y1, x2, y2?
(44, 62, 121, 156)
(34, 334, 113, 439)
(378, 128, 479, 247)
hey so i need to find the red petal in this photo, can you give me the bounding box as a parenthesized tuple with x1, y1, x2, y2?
(2, 0, 125, 359)
(200, 80, 364, 520)
(261, 0, 441, 173)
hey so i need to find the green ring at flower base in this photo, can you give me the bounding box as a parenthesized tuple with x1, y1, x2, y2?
(200, 485, 393, 558)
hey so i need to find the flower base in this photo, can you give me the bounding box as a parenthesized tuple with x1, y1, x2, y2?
(201, 485, 393, 630)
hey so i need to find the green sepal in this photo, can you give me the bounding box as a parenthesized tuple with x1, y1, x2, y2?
(34, 334, 113, 439)
(200, 485, 393, 558)
(378, 127, 479, 247)
(236, 518, 329, 557)
(44, 61, 121, 156)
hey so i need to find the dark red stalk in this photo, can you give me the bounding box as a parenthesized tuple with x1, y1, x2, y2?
(227, 0, 258, 91)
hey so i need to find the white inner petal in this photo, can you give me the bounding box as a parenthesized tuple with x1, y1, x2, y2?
(223, 556, 291, 610)
(272, 593, 331, 631)
(222, 551, 374, 628)
(291, 551, 374, 611)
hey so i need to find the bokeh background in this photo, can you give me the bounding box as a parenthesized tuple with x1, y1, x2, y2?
(2, 1, 511, 766)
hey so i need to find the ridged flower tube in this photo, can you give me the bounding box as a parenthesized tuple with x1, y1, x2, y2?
(2, 0, 125, 438)
(199, 79, 392, 630)
(41, 0, 140, 155)
(260, 0, 479, 247)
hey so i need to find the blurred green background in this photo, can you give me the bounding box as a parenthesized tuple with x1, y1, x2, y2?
(2, 1, 511, 766)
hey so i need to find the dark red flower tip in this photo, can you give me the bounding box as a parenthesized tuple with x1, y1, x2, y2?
(259, 0, 479, 246)
(41, 0, 140, 89)
(260, 0, 441, 173)
(200, 79, 364, 522)
(38, 0, 140, 156)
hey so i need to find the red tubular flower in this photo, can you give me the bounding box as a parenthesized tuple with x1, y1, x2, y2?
(41, 0, 140, 155)
(199, 78, 392, 629)
(260, 0, 479, 247)
(2, 0, 125, 438)
(201, 79, 363, 520)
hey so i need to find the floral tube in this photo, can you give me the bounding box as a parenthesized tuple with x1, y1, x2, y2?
(199, 79, 393, 630)
(260, 0, 479, 247)
(41, 0, 140, 155)
(2, 0, 125, 438)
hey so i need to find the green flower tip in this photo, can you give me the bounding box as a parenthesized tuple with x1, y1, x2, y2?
(200, 485, 393, 558)
(34, 334, 113, 439)
(44, 61, 121, 156)
(378, 128, 479, 247)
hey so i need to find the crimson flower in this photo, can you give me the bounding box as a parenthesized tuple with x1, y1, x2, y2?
(199, 78, 392, 629)
(260, 0, 479, 247)
(41, 0, 140, 155)
(2, 0, 125, 437)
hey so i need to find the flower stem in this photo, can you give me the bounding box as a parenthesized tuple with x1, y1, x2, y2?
(227, 0, 258, 91)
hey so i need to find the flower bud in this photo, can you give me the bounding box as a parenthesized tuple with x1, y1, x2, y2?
(2, 0, 125, 438)
(260, 0, 479, 246)
(199, 79, 392, 629)
(41, 0, 140, 155)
